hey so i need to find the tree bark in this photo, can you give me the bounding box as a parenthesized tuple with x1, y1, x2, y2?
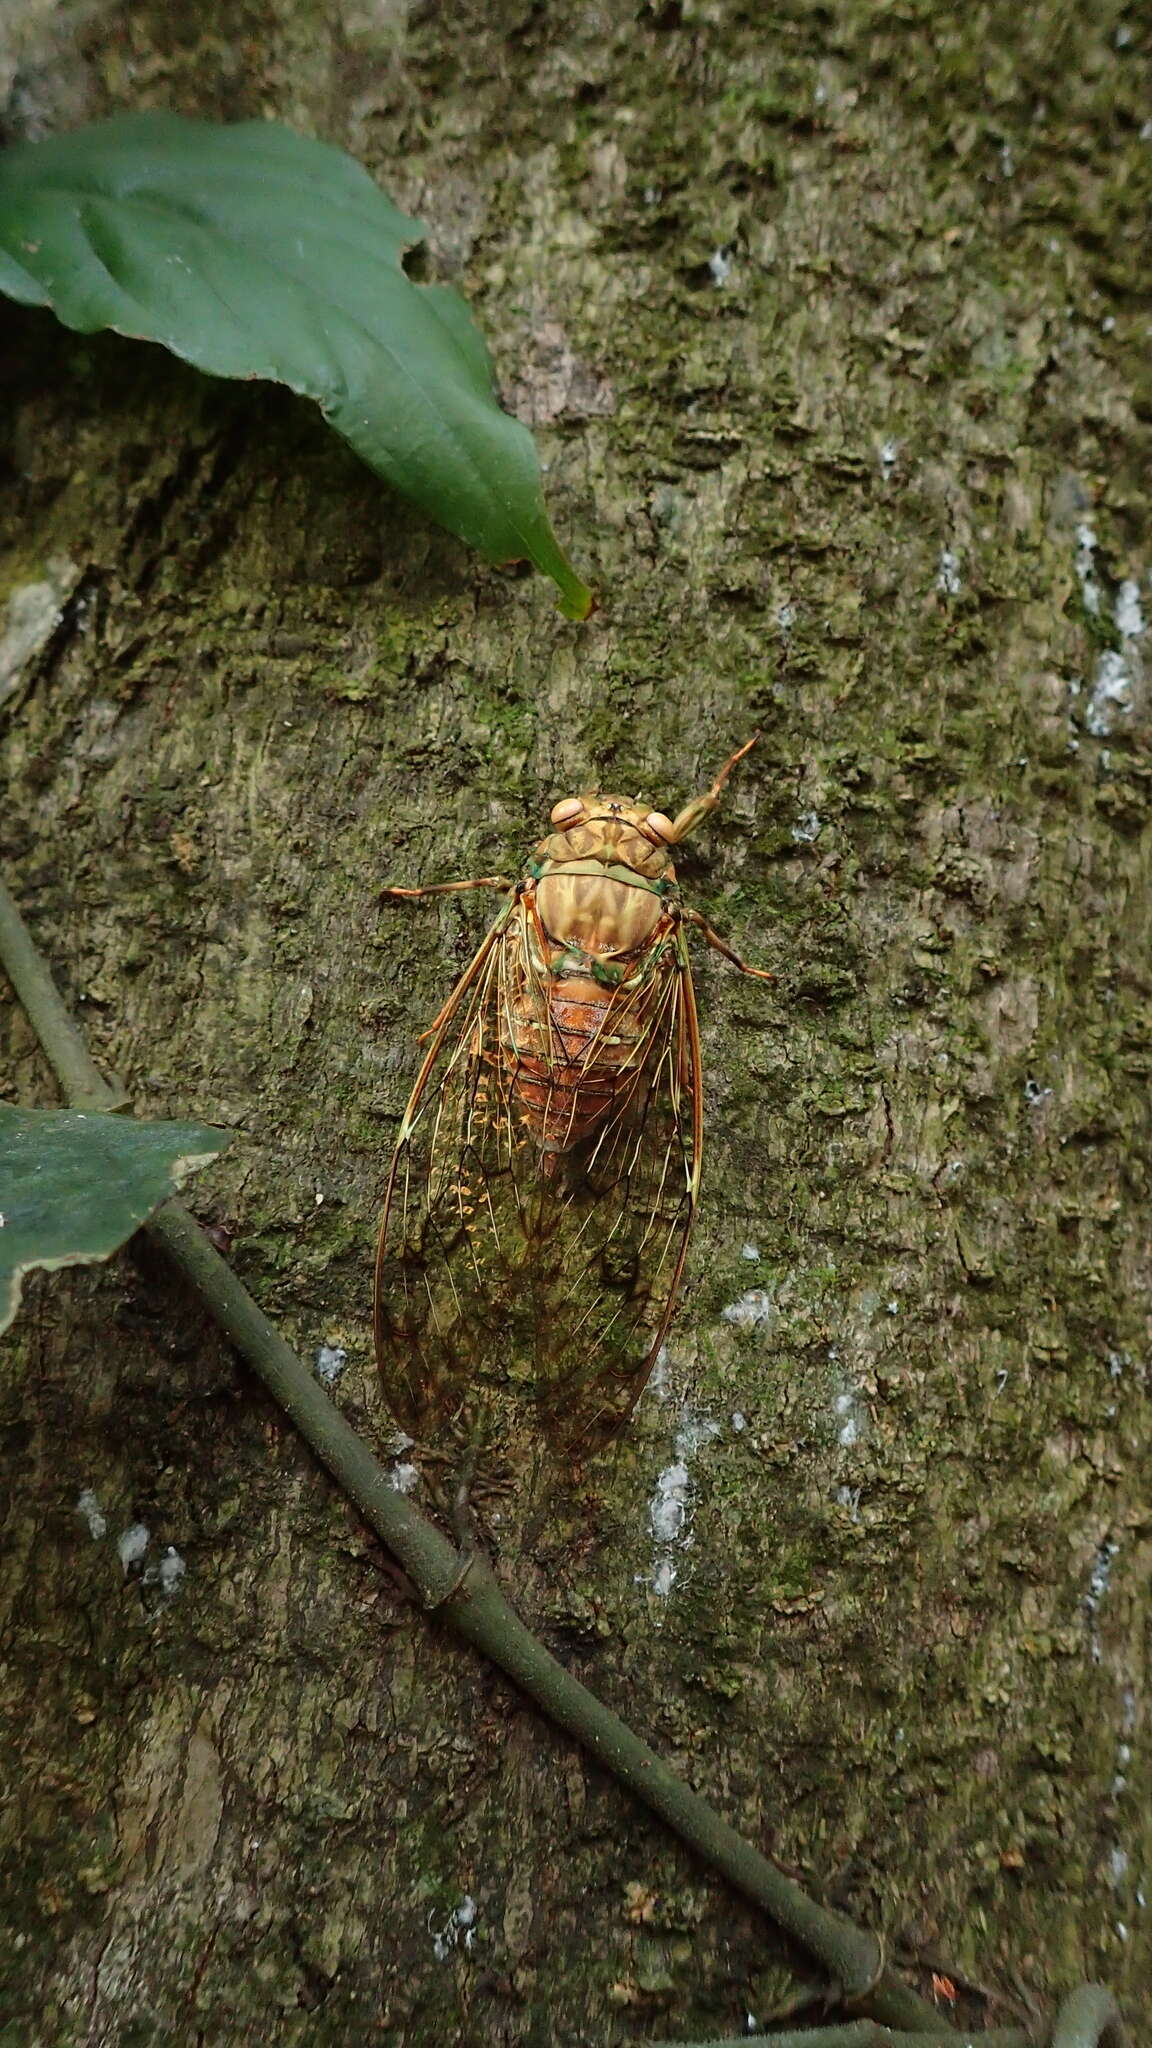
(2, 1, 1150, 2041)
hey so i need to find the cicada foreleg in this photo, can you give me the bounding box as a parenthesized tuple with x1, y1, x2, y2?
(682, 906, 774, 982)
(664, 734, 760, 844)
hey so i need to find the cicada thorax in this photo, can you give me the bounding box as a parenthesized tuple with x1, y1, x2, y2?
(502, 808, 680, 1159)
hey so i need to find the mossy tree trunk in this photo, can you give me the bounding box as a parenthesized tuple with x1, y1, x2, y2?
(2, 2, 1151, 2041)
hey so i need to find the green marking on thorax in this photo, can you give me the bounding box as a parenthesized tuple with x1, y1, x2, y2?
(529, 854, 672, 898)
(548, 933, 676, 990)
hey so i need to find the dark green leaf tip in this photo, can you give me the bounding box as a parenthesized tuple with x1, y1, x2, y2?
(0, 112, 591, 613)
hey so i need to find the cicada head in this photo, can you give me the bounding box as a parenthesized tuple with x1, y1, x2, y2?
(541, 791, 678, 884)
(542, 737, 758, 878)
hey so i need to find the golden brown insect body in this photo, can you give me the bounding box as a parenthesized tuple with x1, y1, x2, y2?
(505, 800, 679, 1156)
(375, 739, 771, 1448)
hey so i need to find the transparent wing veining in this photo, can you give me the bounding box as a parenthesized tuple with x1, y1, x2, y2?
(373, 898, 700, 1446)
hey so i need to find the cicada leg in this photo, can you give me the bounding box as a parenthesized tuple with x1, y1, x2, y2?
(379, 876, 512, 1040)
(682, 906, 775, 981)
(381, 876, 513, 899)
(665, 734, 761, 843)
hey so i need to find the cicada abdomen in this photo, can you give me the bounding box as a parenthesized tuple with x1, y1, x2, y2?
(374, 737, 771, 1451)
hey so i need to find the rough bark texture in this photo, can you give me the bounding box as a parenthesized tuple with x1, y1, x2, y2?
(2, 1, 1151, 2042)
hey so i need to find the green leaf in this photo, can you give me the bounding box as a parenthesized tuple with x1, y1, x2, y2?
(0, 113, 593, 619)
(0, 1104, 230, 1337)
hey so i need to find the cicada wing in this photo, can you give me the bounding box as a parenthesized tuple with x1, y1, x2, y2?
(374, 905, 701, 1448)
(373, 905, 518, 1431)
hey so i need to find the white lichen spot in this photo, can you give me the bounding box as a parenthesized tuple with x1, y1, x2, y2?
(884, 1299, 900, 1316)
(833, 1385, 868, 1449)
(76, 1489, 107, 1540)
(791, 811, 822, 845)
(143, 1546, 187, 1602)
(161, 1548, 186, 1595)
(740, 1242, 760, 1262)
(721, 1288, 776, 1330)
(117, 1523, 150, 1575)
(1088, 650, 1135, 736)
(650, 1461, 692, 1546)
(0, 558, 80, 704)
(1074, 520, 1102, 612)
(834, 1395, 859, 1447)
(315, 1343, 348, 1385)
(1085, 1537, 1120, 1662)
(676, 1413, 722, 1458)
(1085, 573, 1148, 735)
(651, 1557, 677, 1599)
(1086, 1539, 1118, 1613)
(731, 1411, 747, 1433)
(1115, 578, 1145, 640)
(708, 246, 733, 288)
(1103, 663, 1132, 730)
(388, 1462, 420, 1496)
(936, 547, 962, 595)
(645, 1411, 722, 1598)
(646, 1345, 672, 1402)
(879, 438, 899, 479)
(430, 1895, 478, 1961)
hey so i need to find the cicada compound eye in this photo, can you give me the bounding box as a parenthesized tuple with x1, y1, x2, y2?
(550, 797, 586, 827)
(644, 811, 676, 844)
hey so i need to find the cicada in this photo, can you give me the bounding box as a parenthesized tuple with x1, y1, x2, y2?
(374, 737, 771, 1451)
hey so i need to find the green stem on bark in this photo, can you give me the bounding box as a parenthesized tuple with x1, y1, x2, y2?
(650, 1976, 1128, 2048)
(649, 2026, 1032, 2048)
(1049, 1985, 1127, 2048)
(773, 1981, 1124, 2048)
(0, 874, 128, 1110)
